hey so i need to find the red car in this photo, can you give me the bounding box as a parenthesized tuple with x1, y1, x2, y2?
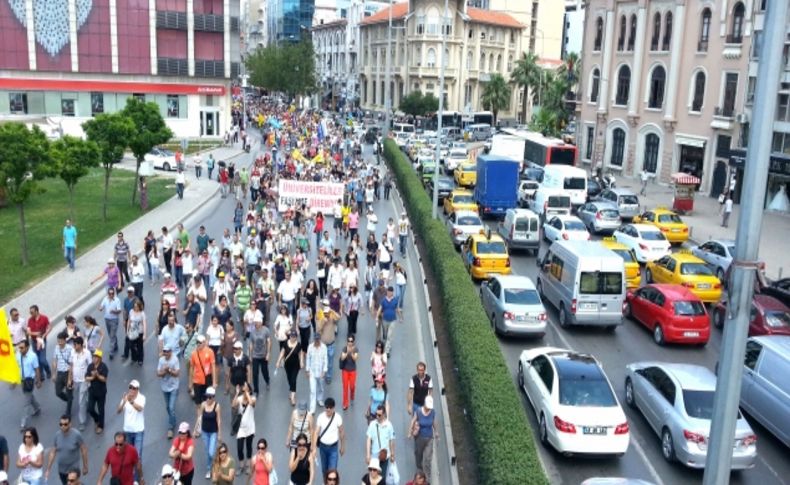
(711, 294, 790, 336)
(624, 284, 710, 345)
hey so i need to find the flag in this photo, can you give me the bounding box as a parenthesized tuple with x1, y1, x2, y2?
(0, 307, 21, 384)
(317, 119, 325, 141)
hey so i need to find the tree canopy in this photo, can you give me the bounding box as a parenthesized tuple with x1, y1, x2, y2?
(399, 91, 440, 117)
(83, 113, 136, 221)
(51, 135, 101, 219)
(246, 41, 318, 98)
(480, 73, 512, 126)
(120, 97, 172, 204)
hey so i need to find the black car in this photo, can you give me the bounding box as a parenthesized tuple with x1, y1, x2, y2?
(587, 177, 602, 200)
(759, 277, 790, 307)
(425, 176, 454, 205)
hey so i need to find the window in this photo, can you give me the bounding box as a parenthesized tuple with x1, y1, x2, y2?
(617, 15, 626, 51)
(91, 92, 104, 115)
(643, 133, 660, 173)
(427, 14, 439, 35)
(730, 2, 745, 43)
(746, 76, 756, 105)
(468, 28, 473, 39)
(510, 30, 515, 44)
(489, 53, 494, 72)
(691, 71, 706, 112)
(722, 72, 738, 116)
(580, 272, 623, 294)
(586, 126, 594, 159)
(593, 17, 603, 51)
(648, 66, 666, 108)
(61, 98, 75, 117)
(507, 54, 513, 72)
(531, 356, 554, 392)
(442, 19, 452, 36)
(590, 68, 600, 103)
(464, 84, 473, 106)
(751, 31, 762, 59)
(496, 54, 502, 71)
(651, 12, 661, 51)
(416, 15, 425, 34)
(744, 340, 762, 370)
(610, 128, 625, 167)
(778, 93, 790, 121)
(426, 48, 436, 67)
(628, 14, 637, 51)
(661, 12, 672, 50)
(479, 51, 485, 70)
(467, 50, 472, 69)
(9, 92, 27, 114)
(167, 95, 180, 118)
(615, 65, 631, 105)
(772, 132, 790, 154)
(699, 8, 711, 51)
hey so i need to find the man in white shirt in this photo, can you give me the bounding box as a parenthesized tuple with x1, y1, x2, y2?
(70, 337, 92, 431)
(129, 255, 146, 302)
(7, 307, 27, 345)
(277, 272, 299, 316)
(212, 272, 234, 306)
(187, 276, 208, 326)
(161, 226, 174, 273)
(398, 213, 410, 259)
(175, 169, 186, 199)
(312, 397, 345, 476)
(327, 259, 343, 291)
(229, 234, 244, 260)
(117, 379, 146, 462)
(305, 334, 328, 414)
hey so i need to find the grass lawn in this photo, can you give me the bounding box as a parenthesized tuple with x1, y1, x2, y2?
(0, 168, 171, 303)
(162, 139, 222, 155)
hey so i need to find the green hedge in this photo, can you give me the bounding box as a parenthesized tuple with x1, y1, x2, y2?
(384, 140, 549, 485)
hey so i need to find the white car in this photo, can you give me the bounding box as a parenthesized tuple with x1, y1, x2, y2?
(144, 147, 177, 171)
(613, 224, 671, 263)
(517, 347, 630, 456)
(447, 210, 485, 247)
(543, 215, 590, 242)
(518, 180, 540, 207)
(450, 141, 466, 151)
(445, 148, 467, 174)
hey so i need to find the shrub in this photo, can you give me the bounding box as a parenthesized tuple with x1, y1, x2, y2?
(384, 140, 548, 484)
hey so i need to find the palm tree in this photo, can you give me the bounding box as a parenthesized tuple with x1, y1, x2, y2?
(480, 74, 512, 126)
(510, 52, 541, 124)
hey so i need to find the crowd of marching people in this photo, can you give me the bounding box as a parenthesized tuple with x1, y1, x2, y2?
(4, 100, 438, 485)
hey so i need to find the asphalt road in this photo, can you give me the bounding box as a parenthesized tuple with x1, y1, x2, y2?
(1, 139, 452, 484)
(425, 163, 790, 485)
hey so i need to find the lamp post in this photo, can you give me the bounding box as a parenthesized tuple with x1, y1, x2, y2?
(383, 2, 394, 138)
(431, 0, 449, 218)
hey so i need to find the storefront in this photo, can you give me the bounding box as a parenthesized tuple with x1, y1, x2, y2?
(675, 134, 707, 192)
(729, 148, 790, 212)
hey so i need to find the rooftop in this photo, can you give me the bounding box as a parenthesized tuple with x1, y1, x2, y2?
(360, 2, 522, 28)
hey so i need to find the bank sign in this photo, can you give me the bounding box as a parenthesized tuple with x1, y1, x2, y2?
(277, 180, 345, 212)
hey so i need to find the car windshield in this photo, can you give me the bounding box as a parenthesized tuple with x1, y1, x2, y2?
(619, 195, 639, 205)
(564, 220, 587, 231)
(454, 195, 474, 204)
(683, 390, 716, 419)
(600, 209, 620, 219)
(579, 272, 623, 294)
(563, 177, 586, 190)
(504, 288, 541, 305)
(658, 213, 683, 223)
(727, 245, 736, 255)
(548, 196, 571, 207)
(457, 216, 481, 226)
(559, 377, 618, 407)
(461, 165, 476, 172)
(680, 263, 713, 276)
(476, 241, 507, 254)
(422, 165, 435, 174)
(674, 301, 706, 316)
(764, 311, 790, 328)
(641, 231, 667, 241)
(612, 248, 636, 263)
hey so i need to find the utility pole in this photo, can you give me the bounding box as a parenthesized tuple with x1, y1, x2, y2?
(702, 0, 787, 483)
(431, 0, 449, 218)
(383, 2, 393, 138)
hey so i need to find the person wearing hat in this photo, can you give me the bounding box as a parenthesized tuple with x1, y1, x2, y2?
(158, 463, 178, 485)
(157, 344, 181, 438)
(85, 350, 108, 434)
(360, 458, 383, 485)
(227, 341, 251, 394)
(275, 330, 302, 406)
(91, 258, 120, 291)
(117, 379, 146, 463)
(365, 405, 395, 481)
(195, 386, 221, 478)
(160, 271, 179, 308)
(305, 332, 328, 414)
(409, 395, 438, 478)
(168, 423, 195, 485)
(97, 287, 122, 360)
(212, 270, 234, 307)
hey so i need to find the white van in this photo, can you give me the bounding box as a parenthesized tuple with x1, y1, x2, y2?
(392, 122, 416, 135)
(536, 240, 626, 329)
(530, 187, 572, 219)
(540, 165, 588, 206)
(498, 208, 541, 254)
(466, 123, 492, 141)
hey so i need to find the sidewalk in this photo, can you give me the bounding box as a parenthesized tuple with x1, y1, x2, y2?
(619, 176, 790, 280)
(3, 144, 247, 322)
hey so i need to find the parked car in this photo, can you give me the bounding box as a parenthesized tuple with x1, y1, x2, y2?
(691, 239, 736, 280)
(480, 275, 547, 337)
(145, 147, 177, 171)
(517, 347, 630, 456)
(613, 224, 671, 263)
(633, 208, 690, 244)
(624, 362, 757, 469)
(543, 215, 590, 242)
(711, 294, 790, 336)
(624, 284, 710, 345)
(645, 253, 723, 304)
(447, 210, 485, 248)
(595, 189, 641, 220)
(577, 201, 621, 235)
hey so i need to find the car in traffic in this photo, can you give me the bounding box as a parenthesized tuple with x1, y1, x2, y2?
(645, 253, 723, 304)
(624, 284, 710, 345)
(447, 210, 485, 248)
(595, 188, 641, 220)
(424, 176, 454, 205)
(518, 180, 540, 208)
(586, 177, 603, 200)
(460, 232, 512, 281)
(711, 294, 790, 336)
(599, 238, 641, 289)
(497, 208, 541, 254)
(444, 148, 467, 174)
(454, 161, 477, 188)
(691, 239, 736, 280)
(479, 275, 547, 337)
(633, 208, 690, 244)
(624, 362, 757, 469)
(577, 201, 621, 235)
(418, 160, 438, 184)
(517, 347, 630, 456)
(613, 224, 671, 263)
(145, 147, 177, 171)
(543, 215, 590, 242)
(443, 189, 478, 216)
(759, 277, 790, 308)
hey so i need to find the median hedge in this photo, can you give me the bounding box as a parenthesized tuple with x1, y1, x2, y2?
(384, 139, 549, 485)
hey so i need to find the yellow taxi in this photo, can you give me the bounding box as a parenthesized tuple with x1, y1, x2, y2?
(645, 252, 723, 303)
(633, 208, 690, 244)
(461, 232, 512, 281)
(599, 237, 641, 289)
(454, 162, 477, 188)
(443, 189, 478, 216)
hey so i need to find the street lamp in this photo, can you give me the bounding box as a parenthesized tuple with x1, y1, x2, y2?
(431, 0, 449, 219)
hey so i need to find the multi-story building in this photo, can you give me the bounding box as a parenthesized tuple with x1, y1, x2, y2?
(577, 0, 753, 195)
(314, 0, 339, 26)
(0, 0, 241, 138)
(266, 0, 316, 45)
(562, 0, 585, 58)
(358, 0, 524, 119)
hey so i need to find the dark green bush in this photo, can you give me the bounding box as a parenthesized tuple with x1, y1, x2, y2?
(384, 140, 549, 485)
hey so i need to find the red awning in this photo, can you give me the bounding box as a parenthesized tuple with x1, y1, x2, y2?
(672, 172, 701, 185)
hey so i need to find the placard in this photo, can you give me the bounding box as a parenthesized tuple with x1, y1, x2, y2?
(277, 180, 345, 212)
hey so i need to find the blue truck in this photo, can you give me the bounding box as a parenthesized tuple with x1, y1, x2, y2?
(474, 154, 520, 218)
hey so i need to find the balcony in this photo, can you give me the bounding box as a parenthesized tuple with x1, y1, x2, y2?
(156, 10, 187, 30)
(725, 34, 743, 44)
(157, 57, 188, 76)
(194, 14, 224, 32)
(407, 65, 458, 78)
(697, 40, 708, 52)
(711, 105, 736, 130)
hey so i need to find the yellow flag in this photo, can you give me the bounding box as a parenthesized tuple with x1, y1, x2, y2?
(0, 307, 22, 384)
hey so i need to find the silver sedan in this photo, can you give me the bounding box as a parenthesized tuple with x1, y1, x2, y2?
(447, 210, 485, 248)
(480, 274, 547, 337)
(577, 201, 622, 235)
(624, 362, 757, 470)
(691, 239, 736, 280)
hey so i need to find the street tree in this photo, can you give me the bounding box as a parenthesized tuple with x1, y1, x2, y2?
(121, 98, 172, 205)
(0, 123, 54, 265)
(399, 91, 425, 117)
(83, 113, 135, 222)
(510, 52, 541, 124)
(51, 136, 101, 221)
(246, 41, 318, 101)
(421, 93, 440, 115)
(529, 106, 560, 138)
(480, 73, 512, 126)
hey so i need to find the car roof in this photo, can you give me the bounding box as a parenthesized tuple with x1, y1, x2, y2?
(450, 189, 473, 195)
(494, 274, 537, 289)
(753, 294, 790, 311)
(630, 223, 662, 233)
(552, 214, 582, 222)
(749, 335, 790, 354)
(550, 353, 607, 380)
(667, 253, 705, 264)
(647, 283, 702, 301)
(703, 238, 736, 247)
(469, 233, 505, 243)
(651, 208, 677, 214)
(656, 363, 716, 391)
(599, 238, 629, 250)
(607, 188, 638, 196)
(454, 210, 481, 219)
(588, 201, 619, 210)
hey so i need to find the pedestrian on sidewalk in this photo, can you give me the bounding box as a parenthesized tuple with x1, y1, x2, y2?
(639, 169, 650, 196)
(721, 194, 734, 227)
(85, 350, 108, 435)
(312, 398, 345, 477)
(193, 154, 203, 179)
(62, 219, 77, 271)
(91, 259, 122, 293)
(207, 154, 216, 180)
(98, 287, 122, 360)
(114, 232, 131, 287)
(16, 339, 42, 429)
(176, 168, 186, 199)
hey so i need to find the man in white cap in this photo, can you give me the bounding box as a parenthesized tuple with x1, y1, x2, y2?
(212, 271, 234, 306)
(305, 333, 328, 413)
(0, 471, 9, 485)
(160, 463, 177, 485)
(117, 379, 146, 463)
(157, 344, 181, 438)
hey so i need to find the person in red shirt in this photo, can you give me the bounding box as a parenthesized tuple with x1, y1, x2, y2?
(97, 432, 143, 485)
(26, 305, 52, 379)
